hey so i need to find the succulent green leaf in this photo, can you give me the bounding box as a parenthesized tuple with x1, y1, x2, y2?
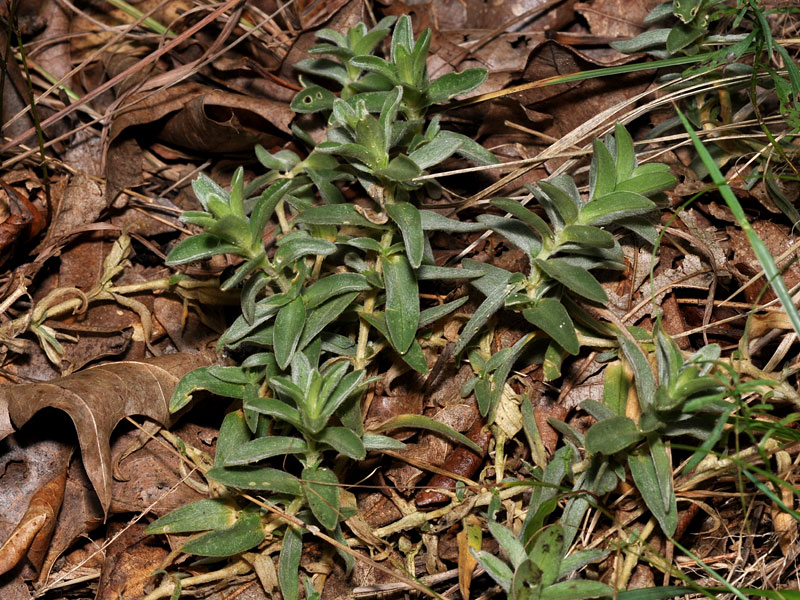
(349, 55, 398, 84)
(534, 258, 608, 304)
(302, 466, 340, 530)
(250, 179, 292, 245)
(382, 253, 419, 354)
(478, 214, 543, 260)
(299, 291, 360, 350)
(408, 134, 462, 170)
(362, 433, 407, 451)
(303, 273, 370, 309)
(420, 210, 486, 232)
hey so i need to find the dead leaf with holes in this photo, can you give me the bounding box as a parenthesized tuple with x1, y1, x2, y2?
(0, 352, 212, 516)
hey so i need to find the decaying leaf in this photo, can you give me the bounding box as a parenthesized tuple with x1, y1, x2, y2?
(0, 352, 212, 515)
(0, 469, 66, 576)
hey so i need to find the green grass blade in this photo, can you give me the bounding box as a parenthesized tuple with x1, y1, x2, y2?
(676, 106, 800, 340)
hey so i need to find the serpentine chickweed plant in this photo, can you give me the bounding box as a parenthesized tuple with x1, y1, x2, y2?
(148, 15, 682, 599)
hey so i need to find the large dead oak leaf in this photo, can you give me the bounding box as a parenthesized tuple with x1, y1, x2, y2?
(0, 353, 211, 515)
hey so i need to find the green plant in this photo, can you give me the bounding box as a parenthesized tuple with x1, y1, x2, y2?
(149, 15, 499, 599)
(459, 124, 677, 421)
(473, 502, 612, 600)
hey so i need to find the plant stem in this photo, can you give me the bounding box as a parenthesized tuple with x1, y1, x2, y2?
(355, 228, 395, 369)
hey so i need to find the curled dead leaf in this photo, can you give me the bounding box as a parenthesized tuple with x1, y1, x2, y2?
(0, 469, 66, 576)
(0, 352, 212, 516)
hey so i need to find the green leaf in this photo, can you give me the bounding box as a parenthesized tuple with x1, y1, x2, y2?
(302, 465, 340, 530)
(303, 273, 370, 309)
(206, 466, 303, 496)
(617, 333, 656, 412)
(540, 580, 614, 600)
(274, 297, 307, 370)
(250, 179, 293, 244)
(487, 520, 526, 569)
(420, 210, 486, 232)
(386, 202, 424, 268)
(145, 499, 237, 534)
(534, 258, 608, 304)
(666, 23, 705, 54)
(603, 362, 630, 416)
(478, 214, 543, 260)
(455, 262, 517, 355)
(614, 123, 636, 182)
(523, 298, 579, 355)
(215, 410, 251, 467)
(426, 68, 488, 104)
(295, 57, 348, 85)
(416, 266, 483, 280)
(317, 426, 366, 460)
(362, 433, 407, 451)
(378, 86, 403, 152)
(581, 191, 657, 227)
(628, 445, 677, 536)
(472, 550, 513, 592)
(375, 154, 422, 181)
(589, 138, 616, 200)
(166, 234, 241, 265)
(585, 416, 642, 455)
(418, 296, 469, 327)
(616, 171, 676, 196)
(538, 180, 579, 225)
(610, 28, 671, 53)
(491, 197, 554, 241)
(244, 395, 303, 429)
(297, 204, 387, 229)
(559, 224, 615, 249)
(279, 526, 303, 600)
(531, 525, 565, 587)
(512, 559, 543, 600)
(291, 85, 336, 113)
(349, 55, 398, 84)
(298, 291, 360, 350)
(224, 436, 309, 466)
(382, 253, 419, 354)
(274, 236, 337, 267)
(170, 367, 245, 412)
(408, 134, 462, 169)
(373, 414, 482, 454)
(181, 509, 265, 556)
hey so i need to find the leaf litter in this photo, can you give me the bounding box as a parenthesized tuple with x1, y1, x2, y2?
(0, 0, 799, 599)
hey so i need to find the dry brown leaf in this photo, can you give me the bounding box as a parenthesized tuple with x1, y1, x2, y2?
(0, 469, 66, 576)
(0, 352, 212, 515)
